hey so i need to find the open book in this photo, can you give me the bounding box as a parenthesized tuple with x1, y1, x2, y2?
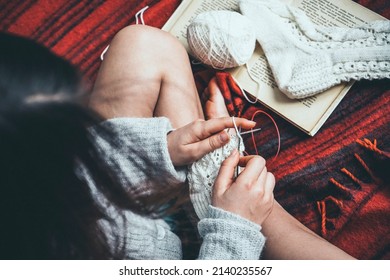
(162, 0, 385, 136)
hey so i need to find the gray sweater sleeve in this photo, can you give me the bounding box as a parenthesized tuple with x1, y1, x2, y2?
(198, 205, 266, 260)
(90, 117, 187, 192)
(90, 117, 265, 259)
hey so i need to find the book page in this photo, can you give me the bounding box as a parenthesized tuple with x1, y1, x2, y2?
(297, 0, 384, 27)
(231, 0, 384, 135)
(231, 49, 351, 135)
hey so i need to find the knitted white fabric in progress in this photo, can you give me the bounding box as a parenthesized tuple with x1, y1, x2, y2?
(188, 132, 245, 220)
(187, 10, 256, 69)
(239, 0, 390, 99)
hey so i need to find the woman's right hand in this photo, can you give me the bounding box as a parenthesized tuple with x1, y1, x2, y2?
(212, 149, 275, 226)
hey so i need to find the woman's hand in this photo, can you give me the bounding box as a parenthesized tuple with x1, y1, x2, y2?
(167, 117, 255, 166)
(212, 150, 275, 226)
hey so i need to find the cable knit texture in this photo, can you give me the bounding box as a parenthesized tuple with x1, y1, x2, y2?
(199, 205, 265, 259)
(188, 132, 244, 219)
(80, 117, 264, 259)
(239, 0, 390, 99)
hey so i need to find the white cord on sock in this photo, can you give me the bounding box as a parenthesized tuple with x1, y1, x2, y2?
(100, 6, 149, 61)
(100, 45, 110, 61)
(135, 6, 149, 25)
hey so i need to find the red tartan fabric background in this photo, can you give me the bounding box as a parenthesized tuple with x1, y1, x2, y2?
(0, 0, 389, 259)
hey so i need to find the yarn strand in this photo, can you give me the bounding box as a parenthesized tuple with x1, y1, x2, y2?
(100, 6, 149, 61)
(231, 75, 258, 104)
(135, 6, 149, 25)
(250, 110, 281, 161)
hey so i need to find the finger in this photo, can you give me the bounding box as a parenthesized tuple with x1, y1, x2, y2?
(257, 165, 268, 185)
(259, 172, 275, 204)
(238, 155, 260, 166)
(195, 130, 230, 156)
(239, 156, 265, 180)
(214, 149, 239, 195)
(193, 117, 256, 140)
(231, 117, 257, 130)
(235, 156, 266, 187)
(264, 172, 275, 194)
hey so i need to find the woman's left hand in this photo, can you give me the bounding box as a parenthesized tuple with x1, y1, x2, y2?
(167, 117, 256, 166)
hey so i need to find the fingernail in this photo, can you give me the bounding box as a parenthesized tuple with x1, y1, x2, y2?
(219, 132, 229, 142)
(249, 120, 256, 125)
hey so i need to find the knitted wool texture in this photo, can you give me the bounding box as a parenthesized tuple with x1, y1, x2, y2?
(187, 10, 256, 69)
(240, 0, 390, 99)
(188, 132, 244, 220)
(86, 117, 265, 259)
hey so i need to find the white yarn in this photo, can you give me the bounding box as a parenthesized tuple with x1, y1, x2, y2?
(100, 6, 149, 61)
(187, 10, 256, 69)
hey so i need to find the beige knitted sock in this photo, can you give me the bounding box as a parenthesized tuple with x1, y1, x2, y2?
(239, 0, 390, 99)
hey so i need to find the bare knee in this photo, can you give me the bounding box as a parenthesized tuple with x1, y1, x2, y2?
(91, 25, 196, 120)
(110, 25, 189, 63)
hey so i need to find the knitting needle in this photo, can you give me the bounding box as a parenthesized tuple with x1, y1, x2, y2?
(235, 127, 242, 178)
(239, 127, 262, 135)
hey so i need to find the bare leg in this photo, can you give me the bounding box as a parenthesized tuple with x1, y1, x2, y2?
(204, 78, 355, 260)
(261, 202, 355, 259)
(89, 25, 203, 127)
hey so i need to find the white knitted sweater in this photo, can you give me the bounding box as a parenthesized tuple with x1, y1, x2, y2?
(83, 117, 265, 259)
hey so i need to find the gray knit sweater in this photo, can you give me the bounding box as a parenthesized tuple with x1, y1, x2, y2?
(84, 117, 265, 259)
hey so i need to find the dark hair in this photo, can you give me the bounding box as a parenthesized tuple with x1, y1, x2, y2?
(0, 33, 83, 109)
(0, 33, 187, 259)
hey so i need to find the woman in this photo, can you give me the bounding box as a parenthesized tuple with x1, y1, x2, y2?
(0, 27, 273, 259)
(89, 25, 354, 260)
(0, 25, 353, 259)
